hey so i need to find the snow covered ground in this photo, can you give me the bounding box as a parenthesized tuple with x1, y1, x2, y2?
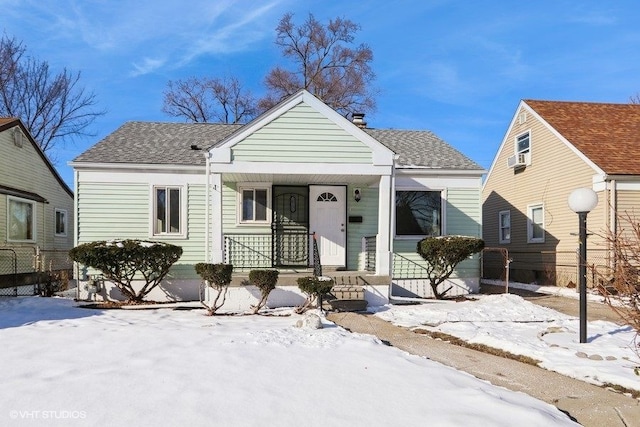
(373, 293, 640, 394)
(0, 296, 581, 426)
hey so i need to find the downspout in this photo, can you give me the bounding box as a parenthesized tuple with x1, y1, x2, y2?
(205, 153, 210, 263)
(387, 160, 424, 302)
(74, 168, 80, 301)
(609, 179, 617, 268)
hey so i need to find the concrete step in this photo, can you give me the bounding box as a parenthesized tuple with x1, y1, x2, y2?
(325, 299, 368, 312)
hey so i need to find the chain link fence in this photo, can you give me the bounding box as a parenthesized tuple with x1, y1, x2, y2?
(482, 248, 610, 288)
(0, 246, 72, 296)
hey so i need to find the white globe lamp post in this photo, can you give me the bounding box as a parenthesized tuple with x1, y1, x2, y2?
(567, 188, 599, 343)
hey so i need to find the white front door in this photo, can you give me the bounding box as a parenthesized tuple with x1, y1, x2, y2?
(309, 185, 346, 267)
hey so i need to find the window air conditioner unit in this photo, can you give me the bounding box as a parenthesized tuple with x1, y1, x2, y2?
(507, 153, 527, 168)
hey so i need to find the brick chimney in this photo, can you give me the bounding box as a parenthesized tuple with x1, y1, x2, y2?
(352, 113, 367, 128)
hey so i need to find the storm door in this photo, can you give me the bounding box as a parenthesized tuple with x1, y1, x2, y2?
(272, 186, 309, 267)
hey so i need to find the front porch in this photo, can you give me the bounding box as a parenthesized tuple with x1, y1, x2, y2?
(223, 233, 386, 311)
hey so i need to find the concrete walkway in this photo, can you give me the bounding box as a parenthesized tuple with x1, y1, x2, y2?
(326, 310, 640, 427)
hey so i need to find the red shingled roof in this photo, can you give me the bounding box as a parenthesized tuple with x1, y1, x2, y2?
(0, 117, 19, 126)
(525, 100, 640, 175)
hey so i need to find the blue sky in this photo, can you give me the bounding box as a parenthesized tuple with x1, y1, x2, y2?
(2, 0, 640, 188)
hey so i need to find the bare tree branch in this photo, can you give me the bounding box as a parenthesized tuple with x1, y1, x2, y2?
(260, 13, 377, 118)
(162, 76, 256, 124)
(0, 34, 105, 157)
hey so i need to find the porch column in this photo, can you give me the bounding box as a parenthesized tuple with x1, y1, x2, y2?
(210, 173, 224, 263)
(376, 174, 392, 275)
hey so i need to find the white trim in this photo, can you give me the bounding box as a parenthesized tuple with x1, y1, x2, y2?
(210, 174, 224, 263)
(377, 175, 392, 276)
(394, 168, 485, 176)
(7, 196, 36, 243)
(149, 184, 187, 239)
(236, 183, 272, 225)
(523, 102, 604, 175)
(395, 175, 482, 189)
(210, 161, 392, 176)
(394, 188, 444, 238)
(498, 210, 511, 244)
(54, 208, 68, 237)
(514, 130, 532, 166)
(483, 100, 605, 193)
(76, 169, 207, 185)
(70, 161, 206, 173)
(527, 203, 545, 244)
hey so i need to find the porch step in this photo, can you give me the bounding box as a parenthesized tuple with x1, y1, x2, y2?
(323, 284, 367, 312)
(329, 285, 365, 300)
(325, 298, 368, 312)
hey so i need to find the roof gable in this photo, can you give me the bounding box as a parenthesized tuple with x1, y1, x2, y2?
(525, 100, 640, 175)
(208, 90, 394, 166)
(0, 117, 73, 197)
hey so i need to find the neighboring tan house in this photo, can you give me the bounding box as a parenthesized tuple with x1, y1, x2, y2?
(0, 118, 74, 294)
(482, 100, 640, 286)
(71, 90, 485, 307)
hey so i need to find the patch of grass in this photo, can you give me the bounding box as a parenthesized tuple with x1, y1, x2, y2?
(601, 383, 640, 399)
(412, 328, 542, 366)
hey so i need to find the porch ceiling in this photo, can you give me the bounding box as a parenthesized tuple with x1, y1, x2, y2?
(221, 172, 380, 185)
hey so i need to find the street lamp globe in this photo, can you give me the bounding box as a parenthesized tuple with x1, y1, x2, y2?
(568, 188, 599, 213)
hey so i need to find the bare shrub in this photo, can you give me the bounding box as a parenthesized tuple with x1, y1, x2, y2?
(593, 212, 640, 361)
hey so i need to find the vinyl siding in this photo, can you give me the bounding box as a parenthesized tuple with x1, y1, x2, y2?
(393, 186, 482, 280)
(482, 106, 607, 283)
(221, 182, 272, 234)
(231, 103, 372, 163)
(447, 188, 482, 237)
(76, 182, 149, 242)
(615, 189, 640, 241)
(76, 180, 206, 279)
(0, 126, 73, 252)
(346, 185, 379, 270)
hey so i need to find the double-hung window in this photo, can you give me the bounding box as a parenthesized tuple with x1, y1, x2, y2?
(239, 187, 269, 223)
(55, 209, 67, 236)
(8, 197, 35, 241)
(395, 190, 442, 236)
(516, 131, 531, 165)
(527, 204, 545, 243)
(154, 186, 182, 235)
(499, 210, 510, 243)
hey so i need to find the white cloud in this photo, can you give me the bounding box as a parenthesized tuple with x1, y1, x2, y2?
(5, 0, 286, 76)
(130, 57, 167, 77)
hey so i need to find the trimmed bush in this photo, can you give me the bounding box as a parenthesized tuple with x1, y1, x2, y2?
(69, 240, 183, 303)
(295, 276, 334, 313)
(195, 263, 233, 315)
(248, 269, 279, 314)
(417, 236, 485, 299)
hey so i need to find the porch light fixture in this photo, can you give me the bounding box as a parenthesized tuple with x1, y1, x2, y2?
(567, 187, 598, 343)
(354, 188, 361, 202)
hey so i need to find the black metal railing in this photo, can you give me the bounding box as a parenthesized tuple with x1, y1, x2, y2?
(364, 236, 376, 272)
(224, 234, 273, 270)
(312, 233, 322, 277)
(224, 232, 319, 272)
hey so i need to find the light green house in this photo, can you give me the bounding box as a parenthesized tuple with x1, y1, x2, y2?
(71, 90, 484, 307)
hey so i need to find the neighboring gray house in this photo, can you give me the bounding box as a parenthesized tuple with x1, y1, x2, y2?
(0, 117, 74, 293)
(71, 90, 484, 307)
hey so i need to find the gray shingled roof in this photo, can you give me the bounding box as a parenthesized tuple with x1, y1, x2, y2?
(364, 128, 483, 170)
(73, 122, 242, 165)
(74, 121, 483, 170)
